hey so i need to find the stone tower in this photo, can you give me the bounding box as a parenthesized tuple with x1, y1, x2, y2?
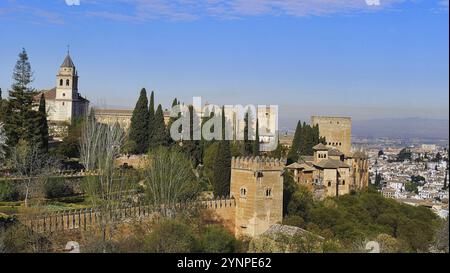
(311, 116, 352, 155)
(54, 53, 81, 123)
(230, 157, 286, 237)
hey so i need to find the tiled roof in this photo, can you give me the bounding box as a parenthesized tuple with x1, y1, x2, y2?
(313, 143, 329, 151)
(328, 148, 343, 156)
(35, 88, 56, 100)
(314, 159, 350, 169)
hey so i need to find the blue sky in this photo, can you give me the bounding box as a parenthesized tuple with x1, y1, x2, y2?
(0, 0, 448, 128)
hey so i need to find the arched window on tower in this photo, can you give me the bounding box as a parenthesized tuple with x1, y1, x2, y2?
(60, 79, 63, 86)
(66, 79, 70, 86)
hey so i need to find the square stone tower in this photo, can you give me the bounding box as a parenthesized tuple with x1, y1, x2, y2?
(230, 157, 286, 238)
(311, 116, 352, 155)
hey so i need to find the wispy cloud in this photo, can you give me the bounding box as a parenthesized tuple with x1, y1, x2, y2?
(87, 0, 403, 21)
(0, 0, 65, 24)
(0, 0, 447, 23)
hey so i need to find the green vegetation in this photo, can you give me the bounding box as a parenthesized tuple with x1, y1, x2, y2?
(397, 148, 412, 162)
(128, 88, 150, 154)
(283, 184, 441, 252)
(43, 178, 74, 199)
(149, 104, 168, 150)
(143, 147, 200, 208)
(0, 181, 20, 202)
(212, 140, 231, 197)
(4, 48, 41, 148)
(287, 121, 325, 164)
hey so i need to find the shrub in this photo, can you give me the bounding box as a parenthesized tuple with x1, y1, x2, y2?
(200, 225, 238, 253)
(144, 219, 200, 253)
(0, 181, 20, 202)
(44, 179, 74, 199)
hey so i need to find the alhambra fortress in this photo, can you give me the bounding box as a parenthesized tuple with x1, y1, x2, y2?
(34, 54, 369, 238)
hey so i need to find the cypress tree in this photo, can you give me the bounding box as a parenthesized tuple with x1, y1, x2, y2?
(5, 48, 36, 147)
(148, 91, 155, 144)
(128, 88, 149, 154)
(182, 105, 202, 166)
(287, 121, 302, 164)
(166, 98, 178, 145)
(253, 119, 260, 156)
(149, 104, 167, 150)
(243, 110, 254, 155)
(36, 94, 49, 153)
(213, 139, 231, 198)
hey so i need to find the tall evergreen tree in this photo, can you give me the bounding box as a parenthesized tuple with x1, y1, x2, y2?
(182, 105, 202, 166)
(287, 121, 302, 164)
(287, 121, 325, 164)
(213, 139, 231, 198)
(166, 98, 179, 146)
(128, 88, 149, 154)
(243, 110, 255, 155)
(4, 48, 36, 147)
(36, 94, 49, 153)
(253, 119, 260, 156)
(149, 104, 167, 150)
(148, 91, 155, 143)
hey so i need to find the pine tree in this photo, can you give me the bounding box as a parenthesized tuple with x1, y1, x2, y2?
(253, 119, 260, 156)
(149, 104, 167, 150)
(128, 88, 149, 154)
(36, 94, 49, 153)
(5, 48, 36, 147)
(213, 139, 231, 198)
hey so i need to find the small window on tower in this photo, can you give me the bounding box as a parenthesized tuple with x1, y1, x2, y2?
(66, 79, 70, 86)
(62, 102, 65, 106)
(240, 188, 247, 198)
(63, 93, 66, 97)
(60, 79, 63, 86)
(265, 188, 272, 198)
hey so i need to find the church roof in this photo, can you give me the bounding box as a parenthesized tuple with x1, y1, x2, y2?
(61, 54, 75, 68)
(34, 88, 56, 101)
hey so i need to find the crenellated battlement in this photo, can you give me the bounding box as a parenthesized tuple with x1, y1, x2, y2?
(201, 198, 236, 209)
(231, 156, 286, 171)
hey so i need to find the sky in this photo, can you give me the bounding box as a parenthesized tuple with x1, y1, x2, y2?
(0, 0, 448, 129)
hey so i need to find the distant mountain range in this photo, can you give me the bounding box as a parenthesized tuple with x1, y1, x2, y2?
(351, 118, 449, 140)
(279, 117, 449, 140)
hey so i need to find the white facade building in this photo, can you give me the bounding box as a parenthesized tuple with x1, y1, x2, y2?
(35, 53, 89, 125)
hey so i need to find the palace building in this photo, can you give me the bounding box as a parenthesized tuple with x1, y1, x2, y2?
(286, 116, 369, 199)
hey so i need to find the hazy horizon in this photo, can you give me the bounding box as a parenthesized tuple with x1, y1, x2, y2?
(1, 0, 448, 125)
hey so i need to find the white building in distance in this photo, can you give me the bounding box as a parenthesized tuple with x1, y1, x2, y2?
(35, 53, 89, 126)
